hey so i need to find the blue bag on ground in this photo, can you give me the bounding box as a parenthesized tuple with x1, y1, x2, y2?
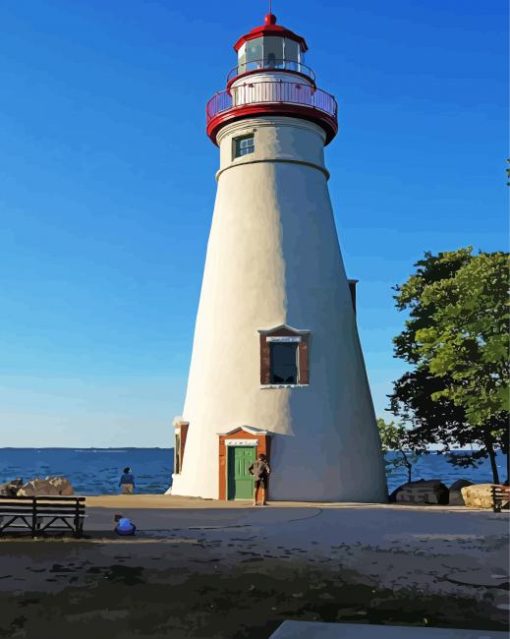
(115, 517, 136, 536)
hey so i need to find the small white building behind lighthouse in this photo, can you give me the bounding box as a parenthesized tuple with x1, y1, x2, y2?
(169, 12, 387, 502)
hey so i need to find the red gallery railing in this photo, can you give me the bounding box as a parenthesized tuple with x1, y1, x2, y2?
(206, 80, 338, 125)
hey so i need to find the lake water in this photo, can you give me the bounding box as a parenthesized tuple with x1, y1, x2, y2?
(0, 448, 506, 495)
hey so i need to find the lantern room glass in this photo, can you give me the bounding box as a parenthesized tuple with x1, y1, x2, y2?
(283, 39, 300, 65)
(246, 37, 264, 67)
(264, 37, 284, 68)
(236, 36, 306, 76)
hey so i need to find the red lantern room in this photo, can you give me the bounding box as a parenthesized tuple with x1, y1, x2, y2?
(206, 14, 338, 146)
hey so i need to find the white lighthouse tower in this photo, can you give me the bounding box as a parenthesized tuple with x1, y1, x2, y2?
(170, 12, 387, 502)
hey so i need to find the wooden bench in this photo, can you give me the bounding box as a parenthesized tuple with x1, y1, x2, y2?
(491, 485, 510, 513)
(0, 495, 86, 537)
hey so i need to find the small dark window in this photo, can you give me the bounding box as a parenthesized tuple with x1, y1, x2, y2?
(233, 134, 255, 158)
(270, 342, 298, 384)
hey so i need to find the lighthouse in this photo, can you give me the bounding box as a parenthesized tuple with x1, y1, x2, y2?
(169, 13, 388, 502)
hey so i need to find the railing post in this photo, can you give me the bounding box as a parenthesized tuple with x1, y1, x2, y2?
(75, 498, 80, 536)
(32, 497, 36, 537)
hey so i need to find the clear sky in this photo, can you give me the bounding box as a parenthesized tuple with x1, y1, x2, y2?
(0, 0, 507, 447)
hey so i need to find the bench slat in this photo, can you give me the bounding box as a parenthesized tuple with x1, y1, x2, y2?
(0, 514, 86, 520)
(0, 504, 85, 509)
(0, 503, 87, 508)
(14, 509, 85, 516)
(0, 496, 86, 502)
(0, 506, 33, 515)
(0, 511, 77, 517)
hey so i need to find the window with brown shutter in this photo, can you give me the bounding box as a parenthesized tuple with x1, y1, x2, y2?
(258, 325, 310, 387)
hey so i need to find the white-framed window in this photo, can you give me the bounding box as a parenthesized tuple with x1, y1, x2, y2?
(233, 134, 255, 159)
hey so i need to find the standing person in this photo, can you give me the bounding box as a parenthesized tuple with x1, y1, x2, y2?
(119, 467, 135, 494)
(249, 453, 271, 506)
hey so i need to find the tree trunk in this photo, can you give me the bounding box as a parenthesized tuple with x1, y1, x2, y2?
(484, 431, 500, 484)
(499, 430, 509, 484)
(501, 438, 509, 484)
(400, 449, 413, 483)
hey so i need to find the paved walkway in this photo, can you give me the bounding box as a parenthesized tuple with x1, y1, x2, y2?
(269, 621, 508, 638)
(85, 494, 498, 511)
(81, 502, 510, 621)
(84, 498, 508, 540)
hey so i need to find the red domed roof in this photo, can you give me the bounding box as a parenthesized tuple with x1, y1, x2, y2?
(233, 14, 308, 53)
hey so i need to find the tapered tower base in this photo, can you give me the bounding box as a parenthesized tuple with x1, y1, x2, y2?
(170, 116, 387, 503)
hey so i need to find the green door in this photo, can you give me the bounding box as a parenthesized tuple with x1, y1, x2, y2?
(227, 446, 256, 500)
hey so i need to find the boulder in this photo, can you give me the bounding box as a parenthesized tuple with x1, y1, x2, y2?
(13, 476, 75, 497)
(461, 483, 497, 509)
(45, 476, 74, 496)
(17, 479, 60, 497)
(0, 478, 23, 497)
(448, 479, 473, 506)
(395, 479, 449, 505)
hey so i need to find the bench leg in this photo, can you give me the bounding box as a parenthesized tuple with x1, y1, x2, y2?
(492, 499, 502, 513)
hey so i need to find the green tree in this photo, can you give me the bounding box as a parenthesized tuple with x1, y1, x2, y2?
(377, 418, 421, 484)
(390, 248, 509, 483)
(389, 368, 505, 475)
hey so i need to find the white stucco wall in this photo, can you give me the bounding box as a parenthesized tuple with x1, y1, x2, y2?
(170, 116, 387, 502)
(231, 71, 313, 89)
(230, 71, 314, 107)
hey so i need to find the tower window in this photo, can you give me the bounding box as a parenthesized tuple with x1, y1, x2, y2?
(270, 342, 298, 384)
(174, 432, 181, 474)
(233, 134, 255, 158)
(173, 420, 189, 475)
(259, 326, 310, 387)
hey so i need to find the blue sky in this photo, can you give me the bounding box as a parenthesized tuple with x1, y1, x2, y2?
(0, 0, 507, 446)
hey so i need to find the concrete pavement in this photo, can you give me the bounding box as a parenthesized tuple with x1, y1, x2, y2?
(269, 621, 509, 638)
